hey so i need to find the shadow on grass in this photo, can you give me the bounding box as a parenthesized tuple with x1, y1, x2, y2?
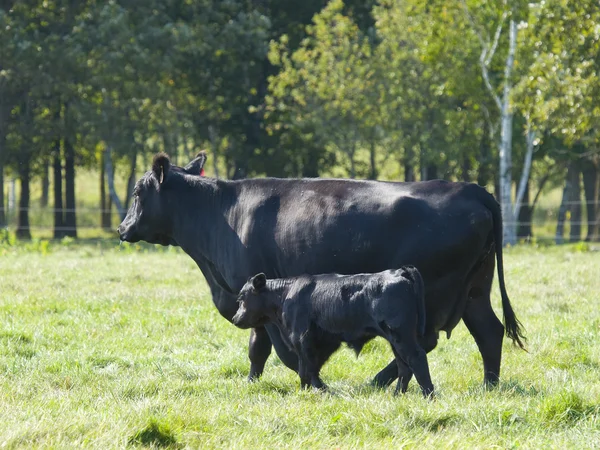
(247, 379, 296, 396)
(129, 418, 179, 448)
(541, 391, 599, 425)
(464, 379, 542, 398)
(409, 412, 462, 432)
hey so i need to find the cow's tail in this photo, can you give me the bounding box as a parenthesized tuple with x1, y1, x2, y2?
(403, 266, 426, 338)
(480, 188, 526, 350)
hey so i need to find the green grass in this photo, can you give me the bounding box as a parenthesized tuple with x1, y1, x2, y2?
(1, 242, 599, 448)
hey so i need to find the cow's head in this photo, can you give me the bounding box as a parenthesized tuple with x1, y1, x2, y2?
(117, 152, 207, 246)
(232, 273, 273, 329)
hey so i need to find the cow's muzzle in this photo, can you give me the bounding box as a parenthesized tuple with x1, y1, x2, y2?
(117, 223, 137, 242)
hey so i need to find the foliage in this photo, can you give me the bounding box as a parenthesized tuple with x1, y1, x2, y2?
(1, 0, 599, 238)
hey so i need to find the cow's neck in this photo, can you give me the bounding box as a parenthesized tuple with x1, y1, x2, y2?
(170, 178, 242, 295)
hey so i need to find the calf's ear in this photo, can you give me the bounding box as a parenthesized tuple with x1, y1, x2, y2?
(152, 153, 171, 185)
(251, 273, 267, 291)
(183, 151, 207, 176)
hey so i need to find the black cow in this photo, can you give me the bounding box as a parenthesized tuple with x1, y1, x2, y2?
(232, 268, 435, 397)
(117, 152, 525, 390)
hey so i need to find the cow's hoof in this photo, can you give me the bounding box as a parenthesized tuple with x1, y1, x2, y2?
(247, 373, 261, 383)
(483, 377, 500, 390)
(421, 387, 435, 400)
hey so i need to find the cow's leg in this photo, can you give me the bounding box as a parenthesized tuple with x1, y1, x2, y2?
(247, 327, 272, 381)
(462, 298, 504, 387)
(297, 358, 310, 389)
(264, 323, 299, 372)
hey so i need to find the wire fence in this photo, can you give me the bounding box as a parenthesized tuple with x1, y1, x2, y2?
(1, 201, 598, 243)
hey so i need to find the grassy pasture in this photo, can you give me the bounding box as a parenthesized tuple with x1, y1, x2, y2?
(0, 240, 599, 448)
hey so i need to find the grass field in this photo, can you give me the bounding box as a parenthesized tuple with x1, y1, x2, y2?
(0, 240, 599, 448)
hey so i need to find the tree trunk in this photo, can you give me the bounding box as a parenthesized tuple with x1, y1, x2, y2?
(16, 156, 31, 240)
(517, 179, 532, 239)
(40, 158, 49, 208)
(105, 146, 126, 220)
(124, 151, 137, 210)
(302, 145, 320, 178)
(64, 137, 77, 238)
(498, 20, 517, 246)
(233, 157, 248, 180)
(0, 133, 5, 228)
(569, 166, 582, 242)
(555, 163, 576, 244)
(477, 132, 492, 187)
(422, 164, 438, 181)
(403, 147, 415, 182)
(513, 127, 535, 230)
(100, 150, 111, 230)
(0, 83, 7, 228)
(208, 125, 220, 179)
(369, 139, 378, 180)
(461, 153, 471, 182)
(53, 139, 65, 239)
(582, 159, 598, 242)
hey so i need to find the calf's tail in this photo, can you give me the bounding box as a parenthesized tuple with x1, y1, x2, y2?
(479, 188, 526, 350)
(403, 266, 426, 337)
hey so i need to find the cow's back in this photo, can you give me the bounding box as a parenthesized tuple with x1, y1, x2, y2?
(231, 178, 492, 278)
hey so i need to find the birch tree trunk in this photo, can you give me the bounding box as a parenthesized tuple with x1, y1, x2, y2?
(513, 126, 535, 230)
(499, 19, 517, 245)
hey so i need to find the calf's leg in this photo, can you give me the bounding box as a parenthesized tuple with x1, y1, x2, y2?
(247, 327, 272, 381)
(390, 337, 434, 398)
(372, 332, 438, 390)
(371, 360, 398, 388)
(301, 341, 328, 390)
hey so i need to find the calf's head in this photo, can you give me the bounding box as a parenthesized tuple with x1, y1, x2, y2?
(232, 273, 273, 329)
(117, 152, 207, 246)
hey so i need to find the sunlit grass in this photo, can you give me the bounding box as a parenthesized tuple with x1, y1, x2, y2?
(0, 243, 599, 448)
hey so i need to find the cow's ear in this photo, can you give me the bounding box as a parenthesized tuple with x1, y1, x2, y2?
(152, 153, 171, 185)
(252, 273, 267, 291)
(183, 151, 207, 176)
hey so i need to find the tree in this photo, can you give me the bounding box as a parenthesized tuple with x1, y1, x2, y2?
(517, 0, 600, 241)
